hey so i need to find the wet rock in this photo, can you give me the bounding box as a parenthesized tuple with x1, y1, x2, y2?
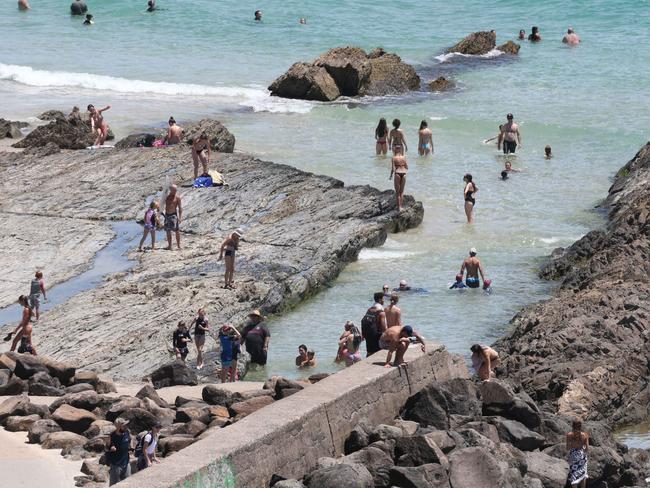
(42, 431, 88, 450)
(314, 47, 371, 96)
(28, 418, 62, 443)
(136, 384, 171, 409)
(38, 110, 65, 121)
(497, 41, 521, 54)
(305, 463, 374, 488)
(389, 464, 450, 488)
(448, 447, 502, 486)
(428, 76, 455, 92)
(184, 119, 235, 153)
(364, 52, 420, 96)
(447, 31, 497, 55)
(5, 414, 41, 432)
(524, 451, 569, 488)
(12, 118, 94, 150)
(308, 373, 330, 383)
(158, 435, 196, 456)
(228, 395, 274, 418)
(150, 360, 198, 388)
(52, 404, 98, 433)
(268, 62, 340, 101)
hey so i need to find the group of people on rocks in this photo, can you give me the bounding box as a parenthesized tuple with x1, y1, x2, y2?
(3, 271, 47, 355)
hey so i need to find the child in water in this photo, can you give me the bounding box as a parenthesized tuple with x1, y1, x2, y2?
(138, 200, 160, 251)
(449, 274, 468, 290)
(483, 279, 493, 295)
(545, 145, 553, 159)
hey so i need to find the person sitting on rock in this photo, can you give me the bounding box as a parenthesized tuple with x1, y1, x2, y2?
(380, 325, 425, 368)
(67, 106, 82, 124)
(164, 116, 183, 145)
(470, 344, 499, 381)
(172, 321, 191, 361)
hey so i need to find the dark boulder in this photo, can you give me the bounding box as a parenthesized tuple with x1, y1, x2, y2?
(389, 464, 451, 488)
(364, 52, 420, 96)
(314, 47, 371, 96)
(38, 110, 65, 121)
(344, 424, 370, 454)
(447, 31, 497, 55)
(12, 118, 94, 150)
(136, 384, 171, 409)
(158, 435, 196, 456)
(184, 119, 235, 153)
(13, 355, 49, 380)
(5, 414, 41, 432)
(268, 62, 340, 101)
(115, 133, 156, 149)
(150, 360, 198, 388)
(491, 418, 545, 451)
(0, 118, 28, 139)
(402, 380, 481, 429)
(341, 446, 394, 487)
(428, 77, 455, 92)
(51, 404, 98, 434)
(0, 376, 26, 395)
(448, 447, 503, 486)
(497, 41, 521, 54)
(394, 434, 448, 468)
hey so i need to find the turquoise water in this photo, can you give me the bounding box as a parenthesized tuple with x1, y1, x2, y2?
(2, 1, 650, 379)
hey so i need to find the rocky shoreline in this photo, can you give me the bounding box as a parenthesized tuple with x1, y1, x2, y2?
(0, 126, 422, 380)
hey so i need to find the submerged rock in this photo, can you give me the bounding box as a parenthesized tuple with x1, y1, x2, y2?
(268, 62, 341, 101)
(497, 41, 521, 55)
(428, 76, 455, 92)
(447, 31, 496, 55)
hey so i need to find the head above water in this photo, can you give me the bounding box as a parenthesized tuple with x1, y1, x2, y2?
(419, 120, 428, 130)
(382, 284, 389, 293)
(373, 291, 384, 304)
(400, 325, 413, 337)
(392, 118, 401, 129)
(298, 344, 307, 354)
(85, 14, 93, 20)
(506, 113, 514, 120)
(505, 161, 512, 170)
(531, 26, 539, 34)
(399, 279, 408, 290)
(518, 29, 525, 38)
(455, 273, 463, 282)
(376, 118, 387, 136)
(469, 247, 477, 257)
(254, 10, 262, 20)
(501, 170, 509, 180)
(567, 27, 574, 34)
(545, 145, 552, 156)
(344, 320, 355, 331)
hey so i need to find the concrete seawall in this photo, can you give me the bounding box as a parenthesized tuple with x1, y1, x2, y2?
(119, 342, 468, 488)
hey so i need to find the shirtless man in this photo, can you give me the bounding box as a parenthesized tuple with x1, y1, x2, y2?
(165, 117, 183, 145)
(88, 104, 111, 146)
(460, 248, 486, 288)
(379, 325, 425, 368)
(384, 293, 402, 327)
(498, 113, 522, 154)
(562, 27, 580, 45)
(164, 185, 182, 250)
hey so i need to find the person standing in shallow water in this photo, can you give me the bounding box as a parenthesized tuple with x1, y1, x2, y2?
(242, 310, 270, 366)
(566, 419, 589, 487)
(219, 230, 242, 289)
(375, 118, 389, 156)
(460, 247, 486, 288)
(391, 153, 408, 211)
(463, 173, 477, 223)
(417, 120, 434, 156)
(528, 26, 542, 42)
(498, 113, 522, 154)
(389, 119, 407, 156)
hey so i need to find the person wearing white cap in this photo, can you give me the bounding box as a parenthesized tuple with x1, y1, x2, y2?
(108, 418, 131, 485)
(460, 248, 486, 289)
(219, 230, 242, 289)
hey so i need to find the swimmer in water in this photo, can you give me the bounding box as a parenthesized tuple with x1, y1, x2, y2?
(389, 119, 407, 156)
(254, 10, 262, 21)
(518, 29, 526, 40)
(449, 274, 467, 289)
(417, 120, 434, 156)
(501, 170, 509, 181)
(545, 145, 553, 159)
(83, 13, 94, 24)
(562, 27, 580, 45)
(463, 173, 477, 224)
(504, 161, 521, 173)
(390, 153, 408, 211)
(528, 26, 542, 42)
(147, 0, 156, 12)
(299, 18, 306, 24)
(18, 0, 31, 10)
(375, 118, 389, 156)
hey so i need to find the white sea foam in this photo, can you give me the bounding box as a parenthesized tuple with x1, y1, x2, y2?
(358, 249, 417, 261)
(428, 116, 447, 121)
(0, 63, 313, 114)
(435, 48, 503, 63)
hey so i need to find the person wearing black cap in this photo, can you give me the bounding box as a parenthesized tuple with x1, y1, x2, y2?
(498, 113, 522, 154)
(137, 422, 162, 470)
(379, 324, 425, 368)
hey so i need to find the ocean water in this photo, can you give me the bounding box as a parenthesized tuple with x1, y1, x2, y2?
(2, 0, 650, 379)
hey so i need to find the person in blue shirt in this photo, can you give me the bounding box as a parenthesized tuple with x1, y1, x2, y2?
(219, 324, 241, 383)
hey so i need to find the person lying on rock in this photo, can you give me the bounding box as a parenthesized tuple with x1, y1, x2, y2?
(470, 344, 499, 381)
(379, 325, 425, 368)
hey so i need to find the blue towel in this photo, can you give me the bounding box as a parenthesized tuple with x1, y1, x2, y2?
(193, 175, 213, 188)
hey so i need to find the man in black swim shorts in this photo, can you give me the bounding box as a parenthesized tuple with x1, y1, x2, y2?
(498, 113, 522, 154)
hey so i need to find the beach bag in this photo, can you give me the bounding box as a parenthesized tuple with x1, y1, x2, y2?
(193, 175, 213, 188)
(361, 308, 378, 340)
(134, 431, 151, 458)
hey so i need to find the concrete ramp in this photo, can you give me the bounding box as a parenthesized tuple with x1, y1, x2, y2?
(120, 342, 468, 488)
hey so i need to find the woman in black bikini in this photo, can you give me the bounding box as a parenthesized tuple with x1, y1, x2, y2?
(375, 118, 389, 156)
(191, 132, 211, 180)
(463, 173, 477, 223)
(219, 230, 242, 289)
(389, 119, 407, 156)
(390, 154, 408, 211)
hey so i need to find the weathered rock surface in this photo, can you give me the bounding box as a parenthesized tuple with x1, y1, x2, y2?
(150, 360, 198, 388)
(497, 41, 521, 55)
(270, 46, 420, 101)
(0, 118, 27, 139)
(183, 119, 235, 153)
(28, 419, 63, 443)
(5, 413, 41, 431)
(305, 463, 374, 488)
(496, 143, 650, 427)
(38, 110, 65, 121)
(41, 431, 88, 450)
(428, 77, 455, 92)
(447, 31, 496, 55)
(0, 145, 422, 379)
(114, 132, 156, 149)
(52, 404, 97, 433)
(12, 118, 94, 149)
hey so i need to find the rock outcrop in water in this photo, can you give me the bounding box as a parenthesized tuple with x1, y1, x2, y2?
(0, 140, 423, 380)
(447, 31, 496, 55)
(269, 47, 420, 101)
(497, 41, 521, 55)
(496, 143, 650, 429)
(428, 76, 456, 92)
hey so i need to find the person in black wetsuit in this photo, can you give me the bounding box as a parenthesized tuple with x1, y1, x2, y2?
(242, 310, 270, 366)
(172, 321, 191, 361)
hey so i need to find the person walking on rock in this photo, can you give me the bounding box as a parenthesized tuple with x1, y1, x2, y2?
(164, 184, 182, 250)
(242, 310, 270, 366)
(460, 248, 487, 288)
(379, 325, 426, 368)
(361, 292, 387, 357)
(108, 418, 132, 485)
(87, 104, 111, 146)
(138, 200, 159, 251)
(218, 230, 242, 289)
(7, 296, 33, 352)
(191, 308, 210, 369)
(136, 422, 161, 471)
(566, 419, 589, 487)
(29, 270, 46, 320)
(172, 321, 191, 361)
(470, 344, 499, 380)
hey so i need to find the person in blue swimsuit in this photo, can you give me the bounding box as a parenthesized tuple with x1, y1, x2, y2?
(460, 248, 487, 289)
(417, 120, 434, 156)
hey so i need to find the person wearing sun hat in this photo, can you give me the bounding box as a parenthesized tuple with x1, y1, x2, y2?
(460, 247, 487, 289)
(108, 418, 132, 485)
(242, 309, 270, 366)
